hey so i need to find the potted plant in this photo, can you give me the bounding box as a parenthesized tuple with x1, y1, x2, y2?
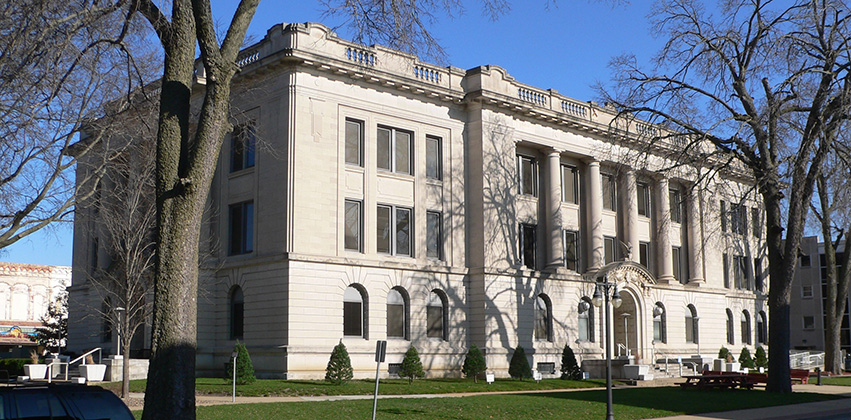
(78, 354, 107, 382)
(23, 349, 47, 380)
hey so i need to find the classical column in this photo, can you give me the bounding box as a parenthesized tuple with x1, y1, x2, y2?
(623, 169, 639, 262)
(546, 149, 564, 269)
(687, 187, 705, 284)
(587, 160, 604, 270)
(655, 176, 675, 283)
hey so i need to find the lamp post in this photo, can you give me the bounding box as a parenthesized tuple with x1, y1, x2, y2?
(593, 275, 622, 420)
(231, 351, 238, 403)
(114, 307, 125, 359)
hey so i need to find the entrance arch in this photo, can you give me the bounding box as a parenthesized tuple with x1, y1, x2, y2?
(613, 288, 641, 360)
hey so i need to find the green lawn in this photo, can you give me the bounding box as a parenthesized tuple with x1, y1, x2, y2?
(131, 387, 841, 420)
(107, 377, 605, 397)
(818, 375, 851, 386)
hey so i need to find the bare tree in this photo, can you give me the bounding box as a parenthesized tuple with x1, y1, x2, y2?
(600, 0, 851, 392)
(811, 143, 851, 374)
(0, 0, 155, 250)
(85, 110, 157, 400)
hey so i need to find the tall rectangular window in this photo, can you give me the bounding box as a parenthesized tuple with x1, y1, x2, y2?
(564, 230, 579, 271)
(639, 242, 652, 273)
(754, 257, 764, 291)
(602, 174, 616, 211)
(345, 118, 363, 166)
(517, 155, 538, 197)
(230, 122, 256, 172)
(734, 255, 746, 290)
(723, 253, 730, 288)
(426, 211, 442, 260)
(720, 200, 727, 232)
(752, 207, 761, 237)
(376, 204, 412, 256)
(637, 183, 651, 217)
(229, 201, 254, 255)
(670, 189, 682, 223)
(426, 135, 442, 180)
(344, 200, 362, 252)
(737, 205, 748, 236)
(672, 246, 684, 284)
(520, 224, 537, 269)
(561, 165, 579, 204)
(377, 126, 413, 175)
(604, 236, 616, 264)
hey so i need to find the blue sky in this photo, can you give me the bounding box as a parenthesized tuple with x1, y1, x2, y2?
(0, 0, 661, 267)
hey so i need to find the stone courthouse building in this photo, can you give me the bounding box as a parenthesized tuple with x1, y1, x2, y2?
(69, 22, 768, 379)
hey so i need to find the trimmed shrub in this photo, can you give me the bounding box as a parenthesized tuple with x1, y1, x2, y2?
(718, 347, 731, 361)
(325, 340, 353, 385)
(0, 359, 29, 377)
(739, 347, 754, 369)
(754, 346, 768, 369)
(399, 346, 425, 384)
(462, 344, 487, 383)
(225, 341, 256, 385)
(508, 346, 532, 380)
(560, 344, 581, 380)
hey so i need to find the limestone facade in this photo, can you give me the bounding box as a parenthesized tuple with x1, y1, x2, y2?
(69, 22, 768, 379)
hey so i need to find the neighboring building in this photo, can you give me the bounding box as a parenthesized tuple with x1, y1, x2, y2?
(0, 263, 70, 357)
(69, 22, 768, 379)
(790, 236, 851, 353)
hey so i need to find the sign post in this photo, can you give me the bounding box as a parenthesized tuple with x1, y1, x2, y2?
(372, 340, 387, 420)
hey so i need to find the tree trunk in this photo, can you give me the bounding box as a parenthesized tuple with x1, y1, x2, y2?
(764, 186, 793, 393)
(122, 313, 131, 399)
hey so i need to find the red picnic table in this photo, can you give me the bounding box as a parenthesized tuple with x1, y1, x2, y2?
(679, 374, 756, 390)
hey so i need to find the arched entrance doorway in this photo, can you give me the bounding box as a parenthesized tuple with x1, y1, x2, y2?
(613, 290, 639, 360)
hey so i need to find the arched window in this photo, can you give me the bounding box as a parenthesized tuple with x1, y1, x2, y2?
(578, 297, 594, 342)
(741, 310, 752, 345)
(685, 304, 698, 344)
(726, 309, 735, 345)
(757, 311, 767, 344)
(344, 285, 368, 338)
(387, 287, 409, 339)
(652, 302, 666, 343)
(427, 290, 448, 340)
(229, 286, 244, 340)
(535, 294, 553, 342)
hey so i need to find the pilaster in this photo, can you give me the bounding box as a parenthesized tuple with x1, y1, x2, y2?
(586, 160, 603, 270)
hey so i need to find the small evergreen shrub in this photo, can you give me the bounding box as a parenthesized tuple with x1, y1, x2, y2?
(508, 346, 532, 380)
(739, 347, 754, 369)
(325, 340, 353, 385)
(225, 341, 256, 385)
(399, 346, 425, 384)
(718, 347, 731, 361)
(0, 359, 29, 377)
(462, 344, 487, 383)
(560, 344, 581, 380)
(754, 346, 768, 369)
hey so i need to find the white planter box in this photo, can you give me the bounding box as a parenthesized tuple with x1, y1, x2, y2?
(24, 364, 47, 380)
(79, 364, 107, 382)
(726, 362, 741, 372)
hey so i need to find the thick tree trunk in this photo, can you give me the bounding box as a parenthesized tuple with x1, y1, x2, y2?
(764, 186, 793, 393)
(141, 0, 198, 418)
(122, 314, 131, 399)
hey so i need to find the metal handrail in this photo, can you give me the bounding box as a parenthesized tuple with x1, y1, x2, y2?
(68, 348, 102, 366)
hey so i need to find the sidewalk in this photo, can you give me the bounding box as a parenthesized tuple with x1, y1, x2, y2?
(125, 383, 851, 419)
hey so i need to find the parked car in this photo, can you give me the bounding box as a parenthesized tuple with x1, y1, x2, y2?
(0, 383, 133, 419)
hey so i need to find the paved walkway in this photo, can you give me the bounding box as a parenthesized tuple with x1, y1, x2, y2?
(125, 382, 851, 419)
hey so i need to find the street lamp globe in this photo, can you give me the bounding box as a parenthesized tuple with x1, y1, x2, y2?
(592, 286, 603, 307)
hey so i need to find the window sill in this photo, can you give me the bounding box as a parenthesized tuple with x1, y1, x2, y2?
(517, 194, 538, 201)
(228, 166, 255, 178)
(426, 178, 443, 185)
(377, 169, 414, 180)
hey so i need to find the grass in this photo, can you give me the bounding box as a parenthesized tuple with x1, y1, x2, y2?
(105, 377, 605, 397)
(818, 375, 851, 386)
(131, 386, 842, 420)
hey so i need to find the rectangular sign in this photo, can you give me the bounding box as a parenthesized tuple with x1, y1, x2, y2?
(375, 340, 387, 363)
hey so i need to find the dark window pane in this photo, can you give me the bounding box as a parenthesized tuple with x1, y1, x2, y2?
(639, 242, 650, 271)
(637, 184, 649, 216)
(344, 301, 362, 336)
(670, 189, 681, 223)
(427, 211, 441, 259)
(229, 204, 243, 255)
(426, 136, 441, 180)
(395, 131, 411, 175)
(562, 166, 577, 203)
(535, 296, 549, 340)
(604, 237, 615, 265)
(602, 175, 615, 210)
(244, 202, 254, 253)
(518, 156, 537, 196)
(377, 128, 391, 170)
(376, 206, 391, 253)
(521, 225, 536, 269)
(395, 208, 411, 256)
(720, 201, 727, 232)
(427, 305, 443, 339)
(345, 120, 362, 166)
(564, 231, 578, 271)
(232, 302, 244, 339)
(672, 247, 681, 283)
(345, 201, 361, 251)
(387, 304, 405, 338)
